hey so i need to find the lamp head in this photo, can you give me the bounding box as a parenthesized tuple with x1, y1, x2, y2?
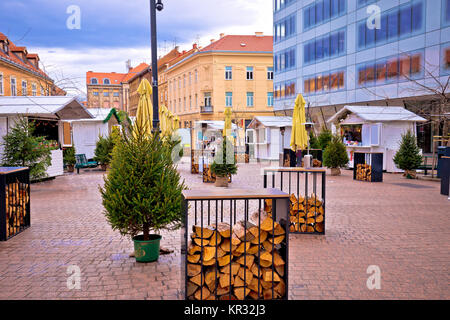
(156, 0, 164, 11)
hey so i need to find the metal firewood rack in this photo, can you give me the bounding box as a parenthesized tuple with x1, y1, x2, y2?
(182, 188, 290, 300)
(263, 167, 326, 235)
(0, 167, 31, 241)
(353, 152, 383, 182)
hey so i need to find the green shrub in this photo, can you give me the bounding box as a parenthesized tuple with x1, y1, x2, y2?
(63, 146, 76, 166)
(309, 131, 320, 149)
(100, 125, 186, 240)
(1, 117, 52, 181)
(94, 135, 114, 165)
(318, 128, 333, 150)
(210, 137, 238, 177)
(393, 130, 422, 177)
(323, 134, 349, 168)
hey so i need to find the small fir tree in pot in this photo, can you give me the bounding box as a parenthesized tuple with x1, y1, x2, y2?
(63, 146, 76, 172)
(100, 124, 186, 262)
(210, 137, 237, 187)
(94, 135, 114, 171)
(318, 128, 333, 150)
(393, 130, 422, 179)
(323, 134, 349, 175)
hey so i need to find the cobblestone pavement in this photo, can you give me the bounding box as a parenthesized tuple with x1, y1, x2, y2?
(0, 159, 448, 299)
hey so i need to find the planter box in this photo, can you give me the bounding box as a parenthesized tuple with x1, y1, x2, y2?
(263, 167, 326, 235)
(353, 152, 383, 182)
(182, 188, 290, 300)
(0, 167, 30, 241)
(46, 149, 64, 178)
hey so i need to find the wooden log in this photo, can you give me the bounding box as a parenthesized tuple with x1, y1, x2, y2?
(216, 246, 227, 258)
(187, 264, 202, 277)
(208, 231, 222, 246)
(187, 281, 198, 297)
(194, 286, 211, 300)
(315, 222, 324, 233)
(187, 254, 200, 263)
(263, 269, 281, 282)
(203, 258, 216, 266)
(202, 246, 216, 262)
(220, 239, 237, 252)
(249, 209, 274, 232)
(234, 241, 251, 255)
(205, 268, 217, 286)
(219, 272, 235, 288)
(192, 237, 210, 247)
(218, 255, 232, 267)
(236, 254, 254, 268)
(234, 275, 245, 288)
(188, 242, 201, 255)
(234, 287, 251, 300)
(273, 251, 285, 267)
(220, 262, 240, 275)
(193, 225, 214, 239)
(216, 222, 231, 238)
(233, 221, 256, 242)
(270, 222, 285, 236)
(267, 234, 285, 245)
(249, 229, 268, 244)
(315, 215, 324, 223)
(190, 273, 205, 286)
(247, 245, 262, 255)
(237, 268, 253, 286)
(216, 285, 230, 296)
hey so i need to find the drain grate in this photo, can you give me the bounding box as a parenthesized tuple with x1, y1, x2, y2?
(390, 183, 433, 189)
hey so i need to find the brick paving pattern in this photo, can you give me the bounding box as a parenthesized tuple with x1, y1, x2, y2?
(0, 159, 448, 299)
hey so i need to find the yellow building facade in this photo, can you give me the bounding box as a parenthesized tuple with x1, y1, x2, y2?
(165, 34, 274, 128)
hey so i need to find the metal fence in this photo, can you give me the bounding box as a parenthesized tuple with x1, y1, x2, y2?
(0, 167, 30, 241)
(182, 189, 289, 300)
(263, 167, 326, 234)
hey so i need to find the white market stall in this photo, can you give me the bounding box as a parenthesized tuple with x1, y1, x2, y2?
(247, 116, 292, 163)
(327, 106, 426, 172)
(0, 96, 93, 178)
(70, 108, 121, 160)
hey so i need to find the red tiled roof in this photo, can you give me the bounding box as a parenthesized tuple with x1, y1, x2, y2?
(86, 71, 127, 85)
(201, 35, 273, 52)
(122, 62, 150, 82)
(0, 32, 50, 80)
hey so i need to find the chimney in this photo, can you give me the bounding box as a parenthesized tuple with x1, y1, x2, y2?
(210, 39, 215, 43)
(125, 59, 132, 72)
(219, 33, 225, 38)
(255, 32, 264, 37)
(193, 43, 198, 49)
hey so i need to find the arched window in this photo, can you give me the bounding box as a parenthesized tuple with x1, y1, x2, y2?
(91, 78, 98, 84)
(103, 78, 110, 85)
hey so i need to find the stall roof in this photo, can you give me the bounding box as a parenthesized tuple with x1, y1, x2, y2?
(327, 106, 426, 123)
(194, 120, 237, 130)
(69, 108, 121, 124)
(0, 96, 93, 120)
(247, 116, 292, 129)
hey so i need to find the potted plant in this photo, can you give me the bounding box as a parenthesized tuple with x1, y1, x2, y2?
(323, 134, 349, 176)
(94, 135, 114, 171)
(63, 146, 76, 172)
(210, 137, 237, 187)
(100, 125, 186, 262)
(393, 130, 422, 179)
(318, 128, 333, 150)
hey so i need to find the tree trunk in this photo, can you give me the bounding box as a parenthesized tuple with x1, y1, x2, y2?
(143, 222, 150, 241)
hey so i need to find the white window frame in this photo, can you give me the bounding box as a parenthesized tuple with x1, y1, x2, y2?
(0, 72, 3, 95)
(247, 92, 254, 107)
(246, 67, 254, 80)
(204, 92, 212, 107)
(10, 77, 17, 96)
(267, 92, 274, 106)
(267, 67, 274, 80)
(370, 123, 382, 146)
(225, 92, 233, 107)
(22, 80, 27, 96)
(225, 66, 232, 80)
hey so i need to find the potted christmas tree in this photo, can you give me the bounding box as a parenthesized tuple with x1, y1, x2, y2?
(210, 137, 237, 187)
(94, 135, 114, 171)
(63, 146, 76, 172)
(100, 124, 186, 262)
(393, 130, 422, 179)
(323, 134, 349, 176)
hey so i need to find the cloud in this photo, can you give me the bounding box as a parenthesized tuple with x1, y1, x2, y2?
(1, 0, 273, 95)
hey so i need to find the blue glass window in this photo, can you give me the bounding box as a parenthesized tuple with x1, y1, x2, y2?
(387, 10, 399, 39)
(267, 92, 274, 106)
(358, 22, 365, 47)
(446, 0, 450, 23)
(331, 32, 339, 56)
(316, 39, 323, 60)
(324, 0, 330, 20)
(366, 25, 375, 46)
(275, 14, 296, 42)
(338, 30, 345, 53)
(304, 0, 346, 30)
(376, 15, 388, 43)
(316, 1, 324, 23)
(411, 2, 423, 31)
(303, 29, 346, 64)
(323, 36, 330, 58)
(399, 6, 412, 36)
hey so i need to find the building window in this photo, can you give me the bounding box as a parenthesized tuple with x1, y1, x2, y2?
(443, 0, 450, 26)
(178, 98, 181, 112)
(184, 97, 186, 111)
(225, 66, 232, 80)
(267, 67, 274, 80)
(189, 96, 192, 109)
(195, 94, 198, 109)
(183, 74, 186, 88)
(357, 0, 376, 7)
(274, 0, 295, 13)
(91, 78, 98, 84)
(104, 91, 109, 97)
(357, 51, 423, 87)
(189, 72, 192, 85)
(274, 13, 296, 42)
(246, 67, 254, 80)
(304, 29, 345, 65)
(21, 80, 27, 96)
(32, 83, 37, 96)
(204, 92, 211, 107)
(103, 78, 110, 85)
(93, 91, 99, 96)
(275, 47, 296, 72)
(267, 92, 274, 106)
(195, 70, 198, 83)
(113, 91, 119, 97)
(0, 73, 3, 95)
(303, 0, 346, 31)
(304, 70, 344, 95)
(357, 1, 424, 50)
(40, 85, 44, 96)
(225, 92, 233, 107)
(246, 92, 254, 107)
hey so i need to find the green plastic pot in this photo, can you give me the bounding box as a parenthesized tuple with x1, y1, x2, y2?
(133, 234, 162, 262)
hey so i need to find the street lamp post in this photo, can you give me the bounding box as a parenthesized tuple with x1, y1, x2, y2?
(150, 0, 163, 129)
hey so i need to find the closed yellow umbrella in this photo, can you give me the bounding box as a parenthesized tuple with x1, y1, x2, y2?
(290, 94, 308, 151)
(173, 116, 180, 131)
(159, 105, 167, 135)
(223, 107, 232, 137)
(135, 78, 153, 137)
(166, 111, 174, 133)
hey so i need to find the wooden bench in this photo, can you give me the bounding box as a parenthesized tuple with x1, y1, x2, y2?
(75, 154, 98, 174)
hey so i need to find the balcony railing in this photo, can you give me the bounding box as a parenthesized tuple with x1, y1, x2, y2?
(200, 105, 213, 113)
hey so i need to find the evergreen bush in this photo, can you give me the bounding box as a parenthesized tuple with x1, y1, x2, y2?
(318, 128, 333, 150)
(210, 137, 238, 177)
(63, 146, 76, 166)
(393, 130, 422, 178)
(323, 134, 349, 169)
(94, 135, 114, 165)
(1, 117, 52, 181)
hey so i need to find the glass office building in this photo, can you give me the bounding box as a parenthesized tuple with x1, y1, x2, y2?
(273, 0, 450, 150)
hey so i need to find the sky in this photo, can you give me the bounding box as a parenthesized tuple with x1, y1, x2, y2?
(0, 0, 273, 96)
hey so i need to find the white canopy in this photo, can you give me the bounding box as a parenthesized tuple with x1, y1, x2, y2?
(247, 116, 292, 129)
(0, 96, 93, 120)
(327, 106, 426, 123)
(195, 120, 237, 130)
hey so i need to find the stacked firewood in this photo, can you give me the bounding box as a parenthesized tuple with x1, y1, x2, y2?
(356, 164, 372, 181)
(265, 194, 324, 233)
(5, 181, 29, 238)
(191, 151, 199, 174)
(312, 159, 322, 167)
(202, 165, 231, 183)
(186, 210, 286, 300)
